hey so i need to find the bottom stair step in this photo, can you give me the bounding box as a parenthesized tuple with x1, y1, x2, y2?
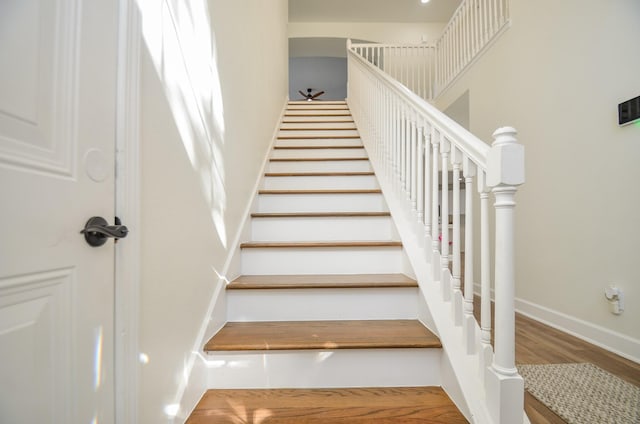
(186, 387, 468, 423)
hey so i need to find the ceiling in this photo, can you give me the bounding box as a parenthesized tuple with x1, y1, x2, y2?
(289, 0, 463, 23)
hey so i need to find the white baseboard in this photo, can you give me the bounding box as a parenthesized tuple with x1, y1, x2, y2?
(514, 297, 640, 364)
(474, 283, 640, 364)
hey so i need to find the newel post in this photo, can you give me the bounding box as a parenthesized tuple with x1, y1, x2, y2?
(485, 127, 525, 424)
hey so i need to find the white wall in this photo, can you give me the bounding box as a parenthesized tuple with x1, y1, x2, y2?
(436, 0, 640, 361)
(289, 57, 347, 100)
(289, 22, 445, 44)
(136, 1, 289, 422)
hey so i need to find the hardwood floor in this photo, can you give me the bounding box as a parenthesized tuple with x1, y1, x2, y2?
(186, 387, 467, 424)
(473, 297, 640, 423)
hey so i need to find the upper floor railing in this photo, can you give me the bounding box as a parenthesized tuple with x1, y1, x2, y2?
(350, 44, 436, 101)
(347, 37, 524, 423)
(351, 0, 510, 101)
(436, 0, 510, 93)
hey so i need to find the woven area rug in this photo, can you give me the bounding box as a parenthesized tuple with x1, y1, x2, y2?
(518, 363, 640, 424)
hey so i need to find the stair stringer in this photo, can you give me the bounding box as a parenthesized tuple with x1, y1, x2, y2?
(359, 144, 493, 424)
(172, 98, 289, 423)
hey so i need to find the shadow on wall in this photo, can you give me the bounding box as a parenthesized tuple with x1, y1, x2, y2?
(136, 0, 231, 422)
(138, 0, 228, 248)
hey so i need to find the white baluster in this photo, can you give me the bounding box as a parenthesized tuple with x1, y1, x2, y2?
(463, 157, 477, 354)
(383, 89, 390, 179)
(410, 114, 417, 210)
(388, 91, 394, 180)
(404, 47, 409, 88)
(483, 0, 489, 44)
(394, 46, 399, 80)
(440, 135, 451, 300)
(393, 99, 399, 186)
(411, 47, 416, 93)
(462, 1, 468, 64)
(400, 108, 407, 193)
(473, 0, 479, 55)
(485, 127, 524, 424)
(405, 112, 412, 199)
(478, 170, 492, 377)
(416, 120, 425, 223)
(451, 147, 463, 324)
(431, 129, 441, 279)
(424, 125, 433, 242)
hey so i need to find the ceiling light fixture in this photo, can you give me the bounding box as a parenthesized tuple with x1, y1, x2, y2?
(421, 0, 430, 4)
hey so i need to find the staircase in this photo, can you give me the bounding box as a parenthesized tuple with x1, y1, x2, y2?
(186, 101, 467, 423)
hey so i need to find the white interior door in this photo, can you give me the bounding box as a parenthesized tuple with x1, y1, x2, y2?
(0, 1, 119, 423)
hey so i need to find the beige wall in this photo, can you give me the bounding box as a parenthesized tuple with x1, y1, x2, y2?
(288, 22, 445, 44)
(436, 0, 640, 360)
(137, 1, 289, 422)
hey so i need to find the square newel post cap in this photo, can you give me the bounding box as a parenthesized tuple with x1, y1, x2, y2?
(487, 127, 525, 188)
(347, 38, 352, 49)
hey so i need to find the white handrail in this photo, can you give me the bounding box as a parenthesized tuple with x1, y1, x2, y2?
(348, 43, 489, 168)
(348, 41, 525, 424)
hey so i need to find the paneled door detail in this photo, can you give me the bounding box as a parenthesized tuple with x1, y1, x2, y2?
(0, 0, 120, 423)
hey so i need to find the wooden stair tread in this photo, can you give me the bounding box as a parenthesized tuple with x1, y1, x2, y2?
(274, 145, 363, 149)
(240, 241, 402, 249)
(265, 171, 374, 177)
(269, 157, 369, 162)
(251, 212, 390, 218)
(286, 108, 349, 111)
(204, 320, 441, 351)
(279, 127, 357, 131)
(186, 387, 467, 424)
(227, 273, 417, 289)
(278, 135, 360, 140)
(284, 113, 352, 117)
(258, 189, 381, 195)
(288, 100, 347, 104)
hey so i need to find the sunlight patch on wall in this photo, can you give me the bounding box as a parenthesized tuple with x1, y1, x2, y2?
(93, 326, 103, 391)
(137, 0, 228, 248)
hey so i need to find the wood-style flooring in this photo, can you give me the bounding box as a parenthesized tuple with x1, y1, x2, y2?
(473, 297, 640, 424)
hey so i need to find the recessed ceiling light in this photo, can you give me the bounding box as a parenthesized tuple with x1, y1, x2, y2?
(421, 0, 430, 4)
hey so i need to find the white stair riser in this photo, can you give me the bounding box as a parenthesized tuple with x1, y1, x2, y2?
(287, 104, 347, 110)
(227, 287, 419, 321)
(278, 130, 359, 138)
(282, 116, 354, 123)
(280, 123, 357, 130)
(206, 348, 441, 389)
(262, 175, 378, 190)
(271, 148, 365, 159)
(251, 217, 392, 241)
(241, 247, 404, 275)
(267, 160, 372, 173)
(275, 139, 362, 147)
(257, 193, 387, 213)
(285, 111, 351, 116)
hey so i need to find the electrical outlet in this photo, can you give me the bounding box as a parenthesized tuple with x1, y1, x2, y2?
(604, 285, 624, 315)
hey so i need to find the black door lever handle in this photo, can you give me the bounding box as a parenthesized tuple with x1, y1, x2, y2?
(81, 216, 128, 247)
